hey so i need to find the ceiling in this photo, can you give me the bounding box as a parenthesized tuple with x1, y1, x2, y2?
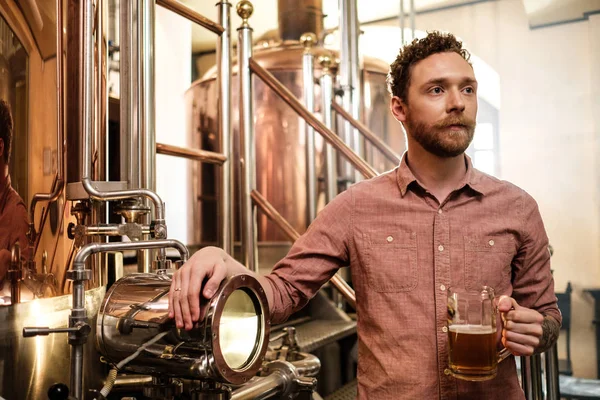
(183, 0, 600, 53)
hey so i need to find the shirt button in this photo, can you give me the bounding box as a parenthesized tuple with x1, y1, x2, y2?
(386, 236, 393, 243)
(438, 244, 444, 252)
(442, 326, 448, 333)
(440, 284, 446, 291)
(438, 209, 443, 214)
(489, 239, 495, 246)
(444, 368, 451, 375)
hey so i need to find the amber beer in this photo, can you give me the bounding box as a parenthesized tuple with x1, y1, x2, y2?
(448, 325, 498, 380)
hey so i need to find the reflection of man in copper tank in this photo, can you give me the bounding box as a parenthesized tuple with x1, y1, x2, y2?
(0, 99, 29, 281)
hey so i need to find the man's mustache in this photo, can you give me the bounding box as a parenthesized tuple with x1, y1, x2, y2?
(434, 116, 475, 129)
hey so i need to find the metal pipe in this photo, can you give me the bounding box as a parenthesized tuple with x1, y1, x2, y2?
(113, 375, 154, 391)
(249, 58, 377, 179)
(27, 0, 66, 246)
(217, 0, 234, 254)
(301, 33, 317, 223)
(85, 0, 166, 230)
(156, 0, 224, 35)
(319, 55, 337, 203)
(231, 373, 287, 400)
(338, 0, 353, 183)
(545, 345, 560, 399)
(120, 0, 139, 189)
(332, 102, 401, 165)
(156, 143, 227, 164)
(79, 224, 152, 236)
(251, 190, 356, 309)
(399, 0, 405, 44)
(348, 0, 362, 184)
(238, 1, 258, 272)
(410, 0, 415, 40)
(292, 352, 321, 377)
(520, 355, 544, 400)
(73, 239, 189, 268)
(140, 0, 161, 271)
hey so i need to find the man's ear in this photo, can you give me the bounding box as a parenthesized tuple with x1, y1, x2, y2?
(390, 96, 408, 123)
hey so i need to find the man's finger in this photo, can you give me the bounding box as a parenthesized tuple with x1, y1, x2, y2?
(497, 295, 519, 313)
(202, 261, 228, 299)
(503, 310, 545, 326)
(178, 265, 194, 330)
(168, 269, 177, 318)
(188, 265, 209, 322)
(172, 271, 184, 329)
(502, 329, 540, 348)
(502, 335, 536, 356)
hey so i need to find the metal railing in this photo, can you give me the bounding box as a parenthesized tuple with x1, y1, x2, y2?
(156, 0, 234, 254)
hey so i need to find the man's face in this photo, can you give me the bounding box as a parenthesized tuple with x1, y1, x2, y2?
(393, 52, 478, 158)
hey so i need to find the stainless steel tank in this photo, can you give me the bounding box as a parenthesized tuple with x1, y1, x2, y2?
(0, 287, 106, 399)
(185, 42, 404, 253)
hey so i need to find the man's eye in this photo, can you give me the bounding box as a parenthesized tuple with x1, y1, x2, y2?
(464, 87, 474, 94)
(430, 87, 442, 94)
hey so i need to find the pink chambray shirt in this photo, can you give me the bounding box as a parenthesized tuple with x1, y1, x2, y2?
(265, 154, 560, 400)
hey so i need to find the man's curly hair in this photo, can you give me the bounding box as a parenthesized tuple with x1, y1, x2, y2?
(0, 100, 12, 164)
(387, 31, 471, 103)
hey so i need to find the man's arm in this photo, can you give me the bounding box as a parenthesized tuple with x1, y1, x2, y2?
(536, 315, 560, 354)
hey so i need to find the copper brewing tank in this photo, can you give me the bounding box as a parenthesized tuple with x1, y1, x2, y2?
(185, 41, 404, 252)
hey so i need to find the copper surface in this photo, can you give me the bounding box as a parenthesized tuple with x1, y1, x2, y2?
(249, 58, 377, 179)
(277, 0, 323, 41)
(186, 43, 404, 246)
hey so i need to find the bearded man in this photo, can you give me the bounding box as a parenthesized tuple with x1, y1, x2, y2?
(169, 32, 560, 400)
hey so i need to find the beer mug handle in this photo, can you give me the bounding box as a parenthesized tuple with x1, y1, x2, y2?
(498, 347, 511, 363)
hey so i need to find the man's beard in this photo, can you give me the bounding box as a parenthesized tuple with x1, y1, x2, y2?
(405, 114, 476, 158)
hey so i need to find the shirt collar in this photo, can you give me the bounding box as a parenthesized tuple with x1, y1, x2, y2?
(396, 153, 490, 197)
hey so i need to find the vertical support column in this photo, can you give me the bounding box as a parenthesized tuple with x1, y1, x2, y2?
(94, 0, 109, 286)
(217, 0, 234, 254)
(237, 1, 257, 272)
(399, 0, 405, 45)
(120, 0, 140, 189)
(301, 32, 317, 224)
(348, 0, 362, 184)
(520, 355, 544, 400)
(338, 0, 352, 185)
(545, 345, 560, 399)
(139, 0, 160, 269)
(319, 55, 337, 204)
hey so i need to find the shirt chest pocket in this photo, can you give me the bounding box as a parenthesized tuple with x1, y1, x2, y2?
(464, 235, 515, 292)
(364, 232, 418, 293)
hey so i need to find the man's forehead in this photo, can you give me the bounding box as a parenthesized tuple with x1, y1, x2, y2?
(411, 52, 476, 84)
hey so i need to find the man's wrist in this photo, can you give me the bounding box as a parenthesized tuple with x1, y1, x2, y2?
(535, 315, 560, 354)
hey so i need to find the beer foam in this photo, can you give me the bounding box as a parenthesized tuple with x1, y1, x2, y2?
(448, 325, 495, 334)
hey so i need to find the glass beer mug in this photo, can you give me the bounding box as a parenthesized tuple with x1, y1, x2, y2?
(447, 286, 510, 381)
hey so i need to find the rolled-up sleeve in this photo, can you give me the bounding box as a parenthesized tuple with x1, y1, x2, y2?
(512, 192, 562, 325)
(264, 188, 353, 324)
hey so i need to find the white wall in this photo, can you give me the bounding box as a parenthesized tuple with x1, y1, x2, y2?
(374, 0, 600, 378)
(155, 7, 192, 244)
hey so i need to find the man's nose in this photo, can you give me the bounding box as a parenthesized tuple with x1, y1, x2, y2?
(446, 89, 465, 113)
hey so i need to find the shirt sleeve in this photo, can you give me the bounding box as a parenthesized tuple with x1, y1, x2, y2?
(264, 187, 353, 324)
(511, 192, 562, 325)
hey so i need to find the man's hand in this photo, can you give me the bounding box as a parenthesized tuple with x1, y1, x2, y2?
(168, 246, 230, 331)
(497, 296, 544, 356)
